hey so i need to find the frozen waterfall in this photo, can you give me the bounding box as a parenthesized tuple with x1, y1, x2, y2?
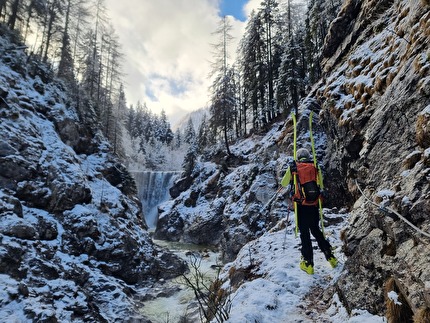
(132, 171, 180, 228)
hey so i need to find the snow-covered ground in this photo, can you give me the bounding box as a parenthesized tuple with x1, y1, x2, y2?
(219, 209, 387, 323)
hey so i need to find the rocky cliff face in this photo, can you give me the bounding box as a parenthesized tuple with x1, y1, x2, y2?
(0, 31, 185, 322)
(155, 135, 288, 262)
(315, 0, 430, 318)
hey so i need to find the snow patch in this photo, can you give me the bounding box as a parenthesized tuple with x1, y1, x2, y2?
(387, 291, 402, 305)
(376, 190, 395, 198)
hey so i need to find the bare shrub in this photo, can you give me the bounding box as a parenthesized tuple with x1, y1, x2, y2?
(180, 254, 232, 323)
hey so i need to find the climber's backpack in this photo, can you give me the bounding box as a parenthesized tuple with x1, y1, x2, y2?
(291, 161, 321, 206)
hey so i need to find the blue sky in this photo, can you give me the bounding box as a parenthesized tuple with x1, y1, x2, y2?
(220, 0, 249, 21)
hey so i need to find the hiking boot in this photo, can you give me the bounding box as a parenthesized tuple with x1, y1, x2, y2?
(300, 259, 314, 275)
(327, 256, 338, 268)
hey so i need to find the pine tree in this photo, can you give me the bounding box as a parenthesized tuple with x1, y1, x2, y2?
(100, 26, 125, 145)
(40, 0, 67, 63)
(7, 0, 22, 30)
(174, 128, 182, 149)
(112, 83, 127, 156)
(125, 104, 136, 136)
(273, 0, 308, 115)
(197, 113, 209, 153)
(57, 0, 76, 84)
(209, 16, 236, 155)
(182, 140, 198, 178)
(145, 138, 165, 170)
(184, 117, 196, 145)
(260, 0, 281, 123)
(159, 109, 174, 144)
(209, 67, 236, 155)
(239, 11, 265, 129)
(81, 29, 101, 102)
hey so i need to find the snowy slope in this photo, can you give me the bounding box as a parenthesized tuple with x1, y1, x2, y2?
(220, 209, 386, 323)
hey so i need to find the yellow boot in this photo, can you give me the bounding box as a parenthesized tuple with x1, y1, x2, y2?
(327, 256, 338, 268)
(300, 259, 314, 275)
(323, 250, 338, 268)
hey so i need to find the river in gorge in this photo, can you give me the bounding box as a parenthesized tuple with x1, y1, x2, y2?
(140, 239, 221, 322)
(131, 171, 222, 322)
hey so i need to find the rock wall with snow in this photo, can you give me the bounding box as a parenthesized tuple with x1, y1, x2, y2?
(314, 0, 430, 318)
(0, 31, 185, 321)
(154, 128, 291, 261)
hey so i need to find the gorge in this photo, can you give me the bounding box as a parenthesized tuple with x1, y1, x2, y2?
(1, 0, 429, 321)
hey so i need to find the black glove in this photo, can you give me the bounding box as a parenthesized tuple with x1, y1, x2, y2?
(321, 189, 328, 199)
(290, 161, 297, 173)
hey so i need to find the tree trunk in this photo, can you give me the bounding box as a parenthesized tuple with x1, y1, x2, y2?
(223, 124, 231, 156)
(43, 3, 56, 62)
(7, 0, 20, 30)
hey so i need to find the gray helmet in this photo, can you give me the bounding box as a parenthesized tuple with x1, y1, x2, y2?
(297, 148, 311, 160)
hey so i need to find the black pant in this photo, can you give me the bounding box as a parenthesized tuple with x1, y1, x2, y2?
(297, 204, 331, 266)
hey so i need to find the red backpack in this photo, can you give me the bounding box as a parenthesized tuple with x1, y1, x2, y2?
(291, 161, 321, 206)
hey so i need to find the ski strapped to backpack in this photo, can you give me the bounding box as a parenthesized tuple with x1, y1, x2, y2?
(291, 111, 325, 238)
(309, 111, 325, 238)
(292, 113, 299, 237)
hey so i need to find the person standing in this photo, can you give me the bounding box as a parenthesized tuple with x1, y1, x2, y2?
(281, 148, 338, 274)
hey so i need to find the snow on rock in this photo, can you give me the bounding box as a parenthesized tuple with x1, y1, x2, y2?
(387, 291, 402, 306)
(376, 189, 395, 199)
(317, 0, 430, 317)
(417, 104, 430, 148)
(0, 31, 186, 321)
(424, 147, 430, 163)
(155, 121, 296, 261)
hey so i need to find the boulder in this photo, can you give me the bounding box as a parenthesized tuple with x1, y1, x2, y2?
(1, 218, 38, 240)
(55, 118, 95, 155)
(183, 214, 224, 245)
(101, 161, 138, 197)
(0, 190, 23, 217)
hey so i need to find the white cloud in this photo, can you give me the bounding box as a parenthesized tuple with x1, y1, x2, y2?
(244, 0, 262, 17)
(106, 0, 249, 125)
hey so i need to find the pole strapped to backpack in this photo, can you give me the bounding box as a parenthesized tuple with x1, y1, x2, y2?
(309, 111, 325, 238)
